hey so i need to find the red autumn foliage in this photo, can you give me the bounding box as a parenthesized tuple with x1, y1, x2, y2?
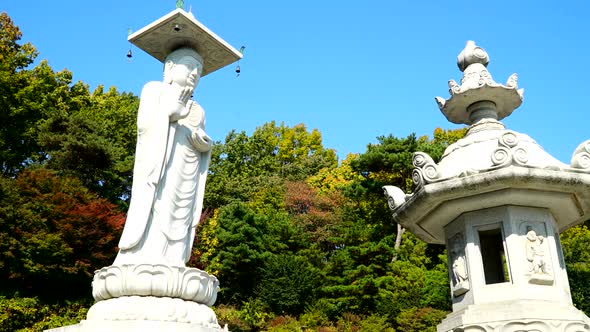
(0, 168, 124, 298)
(284, 181, 342, 251)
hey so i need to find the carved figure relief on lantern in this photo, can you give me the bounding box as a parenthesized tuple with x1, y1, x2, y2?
(521, 223, 554, 285)
(449, 233, 470, 296)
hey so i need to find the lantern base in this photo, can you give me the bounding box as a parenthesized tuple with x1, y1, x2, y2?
(437, 300, 590, 332)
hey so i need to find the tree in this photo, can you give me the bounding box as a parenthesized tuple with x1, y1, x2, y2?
(38, 85, 139, 205)
(0, 13, 138, 206)
(307, 153, 364, 195)
(258, 254, 321, 315)
(312, 129, 462, 324)
(204, 202, 276, 303)
(0, 168, 124, 299)
(284, 181, 343, 253)
(0, 12, 39, 175)
(205, 121, 337, 210)
(350, 128, 466, 261)
(321, 236, 398, 315)
(560, 224, 590, 314)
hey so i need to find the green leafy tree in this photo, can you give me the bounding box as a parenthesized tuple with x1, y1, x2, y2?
(346, 133, 424, 264)
(315, 129, 462, 324)
(350, 128, 466, 261)
(0, 13, 138, 205)
(205, 122, 337, 210)
(38, 85, 138, 205)
(0, 12, 39, 175)
(307, 153, 364, 195)
(206, 202, 276, 303)
(258, 254, 321, 315)
(560, 224, 590, 314)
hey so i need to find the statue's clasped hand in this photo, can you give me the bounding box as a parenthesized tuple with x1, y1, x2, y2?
(191, 128, 212, 152)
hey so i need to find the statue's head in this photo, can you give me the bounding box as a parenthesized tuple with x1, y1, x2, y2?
(163, 48, 204, 88)
(526, 229, 538, 242)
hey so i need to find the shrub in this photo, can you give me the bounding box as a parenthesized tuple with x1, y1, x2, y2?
(239, 298, 274, 331)
(0, 296, 89, 332)
(0, 297, 43, 332)
(299, 299, 335, 329)
(266, 315, 302, 331)
(357, 314, 394, 332)
(214, 305, 249, 332)
(259, 254, 321, 315)
(395, 307, 448, 332)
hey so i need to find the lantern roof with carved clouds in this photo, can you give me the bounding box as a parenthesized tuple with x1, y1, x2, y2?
(384, 41, 590, 244)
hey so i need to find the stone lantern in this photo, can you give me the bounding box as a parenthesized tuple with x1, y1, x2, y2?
(384, 41, 590, 332)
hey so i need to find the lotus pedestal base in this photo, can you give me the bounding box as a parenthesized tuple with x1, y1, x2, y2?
(45, 265, 225, 332)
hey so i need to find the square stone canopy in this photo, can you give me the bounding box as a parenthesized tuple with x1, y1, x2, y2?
(128, 8, 242, 77)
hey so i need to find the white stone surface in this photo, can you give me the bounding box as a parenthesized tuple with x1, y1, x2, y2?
(46, 319, 227, 332)
(388, 167, 590, 244)
(86, 296, 219, 325)
(571, 140, 590, 170)
(382, 185, 407, 211)
(47, 295, 227, 332)
(385, 46, 590, 243)
(444, 206, 572, 312)
(114, 48, 211, 267)
(92, 265, 218, 305)
(435, 41, 524, 125)
(384, 40, 590, 332)
(449, 232, 469, 297)
(128, 8, 242, 76)
(46, 9, 245, 329)
(437, 300, 590, 332)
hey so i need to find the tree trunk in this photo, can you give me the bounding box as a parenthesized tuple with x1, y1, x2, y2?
(391, 223, 405, 262)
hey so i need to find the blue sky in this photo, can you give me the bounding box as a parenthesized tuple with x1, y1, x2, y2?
(3, 1, 589, 163)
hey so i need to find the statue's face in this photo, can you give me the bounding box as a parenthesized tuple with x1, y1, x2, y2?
(527, 230, 537, 242)
(165, 56, 202, 88)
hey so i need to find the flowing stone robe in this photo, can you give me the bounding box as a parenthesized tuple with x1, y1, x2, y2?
(114, 81, 211, 267)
